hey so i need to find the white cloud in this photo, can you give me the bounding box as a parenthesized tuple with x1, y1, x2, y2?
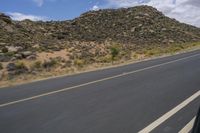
(7, 12, 47, 21)
(33, 0, 44, 7)
(91, 5, 100, 11)
(105, 0, 200, 27)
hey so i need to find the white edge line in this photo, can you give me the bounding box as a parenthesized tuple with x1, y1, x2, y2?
(0, 53, 200, 108)
(179, 117, 196, 133)
(138, 90, 200, 133)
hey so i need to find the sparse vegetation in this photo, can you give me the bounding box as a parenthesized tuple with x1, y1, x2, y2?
(0, 6, 200, 86)
(15, 61, 27, 69)
(2, 47, 8, 53)
(110, 45, 120, 61)
(42, 59, 57, 69)
(31, 61, 42, 70)
(98, 55, 112, 63)
(74, 59, 85, 68)
(0, 63, 3, 70)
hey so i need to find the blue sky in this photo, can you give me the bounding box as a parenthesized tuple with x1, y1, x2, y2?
(0, 0, 200, 27)
(0, 0, 108, 20)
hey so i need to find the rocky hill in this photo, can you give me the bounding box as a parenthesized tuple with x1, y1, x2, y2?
(70, 6, 200, 44)
(1, 6, 200, 50)
(0, 5, 200, 83)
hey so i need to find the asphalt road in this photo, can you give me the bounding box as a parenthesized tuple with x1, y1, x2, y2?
(0, 50, 200, 133)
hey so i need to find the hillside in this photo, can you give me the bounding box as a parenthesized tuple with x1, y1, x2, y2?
(1, 6, 200, 49)
(0, 5, 200, 85)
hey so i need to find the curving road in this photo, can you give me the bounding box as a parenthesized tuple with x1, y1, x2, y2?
(0, 50, 200, 133)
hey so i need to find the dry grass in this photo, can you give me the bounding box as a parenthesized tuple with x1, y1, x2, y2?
(37, 49, 69, 61)
(0, 42, 200, 88)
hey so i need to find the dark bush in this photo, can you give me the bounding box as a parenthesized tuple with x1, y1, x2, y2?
(2, 47, 8, 53)
(31, 61, 42, 70)
(110, 46, 119, 60)
(0, 63, 3, 70)
(42, 59, 57, 69)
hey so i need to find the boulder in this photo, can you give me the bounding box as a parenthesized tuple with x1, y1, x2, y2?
(131, 27, 136, 32)
(21, 51, 32, 58)
(6, 63, 17, 71)
(161, 28, 167, 31)
(14, 54, 23, 59)
(11, 57, 17, 61)
(26, 55, 37, 60)
(0, 55, 11, 62)
(7, 62, 28, 76)
(6, 46, 23, 52)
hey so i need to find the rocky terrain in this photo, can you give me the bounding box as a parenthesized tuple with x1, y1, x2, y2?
(0, 5, 200, 84)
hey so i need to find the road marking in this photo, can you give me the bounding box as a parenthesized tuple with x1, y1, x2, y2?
(179, 117, 196, 133)
(138, 90, 200, 133)
(0, 53, 200, 108)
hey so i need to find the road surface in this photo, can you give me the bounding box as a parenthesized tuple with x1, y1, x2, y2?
(0, 50, 200, 133)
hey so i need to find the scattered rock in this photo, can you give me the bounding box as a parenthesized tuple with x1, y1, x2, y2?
(0, 55, 11, 62)
(131, 27, 136, 32)
(6, 46, 23, 53)
(31, 71, 38, 75)
(169, 39, 175, 43)
(21, 51, 32, 58)
(138, 24, 143, 27)
(26, 55, 37, 60)
(0, 13, 12, 24)
(6, 63, 17, 71)
(6, 62, 28, 76)
(14, 54, 23, 59)
(11, 57, 17, 61)
(149, 29, 155, 33)
(161, 28, 167, 31)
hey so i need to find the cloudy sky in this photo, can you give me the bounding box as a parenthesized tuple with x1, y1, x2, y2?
(0, 0, 199, 27)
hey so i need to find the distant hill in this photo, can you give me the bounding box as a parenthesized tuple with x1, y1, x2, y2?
(1, 5, 200, 50)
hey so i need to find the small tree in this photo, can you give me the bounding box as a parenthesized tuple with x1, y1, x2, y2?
(110, 45, 119, 61)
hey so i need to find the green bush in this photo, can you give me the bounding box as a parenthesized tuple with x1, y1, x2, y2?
(0, 63, 3, 70)
(15, 61, 27, 69)
(5, 52, 15, 57)
(43, 59, 57, 69)
(98, 55, 112, 63)
(74, 59, 85, 68)
(110, 45, 119, 61)
(2, 47, 8, 53)
(31, 61, 42, 70)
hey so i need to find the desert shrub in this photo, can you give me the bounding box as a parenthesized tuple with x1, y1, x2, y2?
(7, 61, 29, 76)
(0, 63, 3, 70)
(168, 45, 183, 53)
(5, 52, 15, 57)
(98, 55, 112, 63)
(110, 45, 120, 61)
(74, 59, 85, 68)
(64, 60, 72, 67)
(15, 61, 27, 69)
(31, 61, 42, 70)
(42, 59, 57, 69)
(2, 47, 8, 53)
(144, 49, 161, 56)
